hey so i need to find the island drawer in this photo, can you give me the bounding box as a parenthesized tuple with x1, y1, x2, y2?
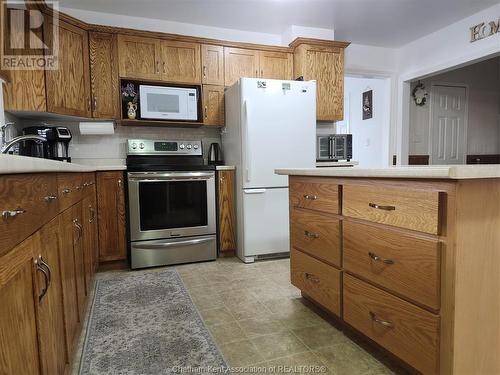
(57, 173, 83, 212)
(291, 208, 341, 267)
(343, 274, 440, 374)
(289, 177, 339, 215)
(0, 174, 59, 256)
(343, 221, 440, 310)
(290, 248, 341, 316)
(343, 184, 440, 234)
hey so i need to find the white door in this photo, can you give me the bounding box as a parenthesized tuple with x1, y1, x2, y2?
(240, 78, 316, 189)
(239, 187, 289, 260)
(430, 85, 467, 165)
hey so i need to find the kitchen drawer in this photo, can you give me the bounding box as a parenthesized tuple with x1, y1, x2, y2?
(343, 184, 440, 234)
(343, 274, 440, 374)
(290, 249, 341, 316)
(344, 221, 440, 310)
(0, 174, 59, 256)
(290, 208, 341, 267)
(289, 177, 339, 215)
(81, 172, 96, 197)
(57, 173, 83, 212)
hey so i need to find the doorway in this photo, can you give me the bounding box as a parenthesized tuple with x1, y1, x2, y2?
(429, 84, 467, 165)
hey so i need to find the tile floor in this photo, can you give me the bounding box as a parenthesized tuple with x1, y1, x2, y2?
(74, 257, 410, 374)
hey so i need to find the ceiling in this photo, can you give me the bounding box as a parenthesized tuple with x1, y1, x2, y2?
(58, 0, 498, 47)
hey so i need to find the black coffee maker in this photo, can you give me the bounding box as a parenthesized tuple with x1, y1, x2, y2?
(21, 126, 72, 162)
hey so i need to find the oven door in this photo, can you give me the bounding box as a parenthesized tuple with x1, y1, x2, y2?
(316, 136, 332, 161)
(128, 171, 216, 241)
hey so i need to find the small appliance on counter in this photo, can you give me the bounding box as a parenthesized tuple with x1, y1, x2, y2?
(316, 134, 352, 163)
(21, 126, 72, 162)
(207, 142, 224, 165)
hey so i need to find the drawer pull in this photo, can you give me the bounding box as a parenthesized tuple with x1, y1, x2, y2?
(368, 252, 395, 265)
(369, 202, 395, 211)
(62, 188, 71, 194)
(303, 194, 317, 200)
(2, 208, 26, 219)
(44, 195, 57, 202)
(305, 272, 320, 283)
(370, 311, 394, 328)
(304, 230, 319, 239)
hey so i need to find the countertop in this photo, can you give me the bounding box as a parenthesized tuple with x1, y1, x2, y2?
(215, 165, 235, 170)
(315, 161, 358, 167)
(275, 165, 500, 179)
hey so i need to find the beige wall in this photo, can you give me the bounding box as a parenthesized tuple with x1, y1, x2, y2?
(409, 57, 500, 156)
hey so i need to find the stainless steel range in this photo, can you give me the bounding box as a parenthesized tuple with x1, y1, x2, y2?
(126, 139, 216, 269)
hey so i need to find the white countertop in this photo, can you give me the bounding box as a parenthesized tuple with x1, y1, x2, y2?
(216, 165, 235, 170)
(275, 165, 500, 179)
(72, 158, 127, 171)
(315, 161, 358, 167)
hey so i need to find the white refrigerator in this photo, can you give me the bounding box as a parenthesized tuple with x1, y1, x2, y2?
(222, 78, 316, 263)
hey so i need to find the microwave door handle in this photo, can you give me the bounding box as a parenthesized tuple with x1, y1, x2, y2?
(134, 237, 213, 249)
(329, 137, 334, 159)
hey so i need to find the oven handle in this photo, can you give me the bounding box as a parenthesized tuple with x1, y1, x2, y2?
(128, 172, 214, 181)
(133, 237, 214, 249)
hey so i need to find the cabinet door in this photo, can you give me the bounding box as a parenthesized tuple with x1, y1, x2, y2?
(160, 40, 201, 83)
(89, 32, 120, 119)
(307, 48, 344, 121)
(259, 51, 293, 80)
(82, 194, 98, 294)
(202, 85, 225, 126)
(37, 217, 69, 375)
(201, 44, 224, 85)
(224, 47, 259, 86)
(71, 203, 86, 320)
(0, 236, 40, 375)
(97, 172, 127, 262)
(117, 34, 161, 80)
(58, 208, 80, 357)
(44, 20, 91, 117)
(218, 170, 236, 253)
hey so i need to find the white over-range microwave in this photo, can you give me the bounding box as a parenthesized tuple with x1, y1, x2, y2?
(139, 85, 198, 121)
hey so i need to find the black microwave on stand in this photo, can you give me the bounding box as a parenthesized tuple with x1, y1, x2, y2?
(316, 134, 352, 162)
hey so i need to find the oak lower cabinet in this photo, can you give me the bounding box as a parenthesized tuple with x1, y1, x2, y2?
(203, 85, 225, 126)
(217, 169, 236, 254)
(96, 171, 127, 262)
(287, 175, 500, 375)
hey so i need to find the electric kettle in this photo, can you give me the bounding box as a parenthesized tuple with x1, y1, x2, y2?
(208, 143, 224, 165)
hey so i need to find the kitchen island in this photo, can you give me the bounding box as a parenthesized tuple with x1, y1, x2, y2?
(275, 165, 500, 375)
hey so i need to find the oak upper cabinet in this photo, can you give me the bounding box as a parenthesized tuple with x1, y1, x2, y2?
(37, 217, 69, 375)
(217, 170, 236, 254)
(96, 171, 127, 262)
(224, 47, 259, 86)
(160, 40, 201, 83)
(117, 34, 161, 80)
(292, 39, 349, 121)
(259, 51, 293, 80)
(44, 20, 91, 117)
(201, 44, 224, 85)
(0, 236, 41, 375)
(202, 85, 225, 126)
(89, 32, 120, 119)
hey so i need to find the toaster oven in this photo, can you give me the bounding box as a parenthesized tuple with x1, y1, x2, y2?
(317, 134, 352, 161)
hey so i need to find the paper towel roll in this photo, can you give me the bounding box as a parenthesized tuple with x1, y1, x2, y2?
(79, 122, 115, 135)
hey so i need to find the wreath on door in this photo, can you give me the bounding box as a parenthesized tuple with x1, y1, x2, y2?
(412, 81, 428, 106)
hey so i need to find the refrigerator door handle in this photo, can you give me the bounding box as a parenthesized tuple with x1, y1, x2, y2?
(244, 189, 266, 194)
(243, 100, 252, 183)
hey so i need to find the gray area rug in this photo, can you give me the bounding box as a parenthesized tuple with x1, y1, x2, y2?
(80, 269, 227, 374)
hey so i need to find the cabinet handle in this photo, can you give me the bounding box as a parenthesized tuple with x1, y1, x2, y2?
(44, 195, 57, 202)
(369, 203, 395, 211)
(2, 208, 26, 219)
(87, 98, 91, 111)
(35, 258, 50, 302)
(304, 272, 320, 283)
(75, 185, 82, 191)
(368, 252, 394, 265)
(118, 179, 123, 188)
(203, 65, 207, 77)
(162, 61, 166, 74)
(38, 255, 52, 284)
(73, 219, 83, 242)
(369, 311, 394, 328)
(204, 106, 208, 119)
(93, 97, 98, 112)
(304, 230, 319, 239)
(156, 61, 160, 74)
(303, 194, 317, 200)
(89, 205, 95, 223)
(62, 188, 71, 194)
(261, 69, 263, 77)
(255, 69, 258, 76)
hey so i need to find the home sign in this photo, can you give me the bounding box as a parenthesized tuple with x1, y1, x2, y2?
(470, 18, 499, 42)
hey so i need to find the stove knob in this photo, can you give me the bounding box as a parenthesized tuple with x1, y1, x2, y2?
(131, 143, 137, 149)
(193, 144, 199, 150)
(179, 144, 185, 149)
(139, 143, 145, 149)
(187, 144, 192, 150)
